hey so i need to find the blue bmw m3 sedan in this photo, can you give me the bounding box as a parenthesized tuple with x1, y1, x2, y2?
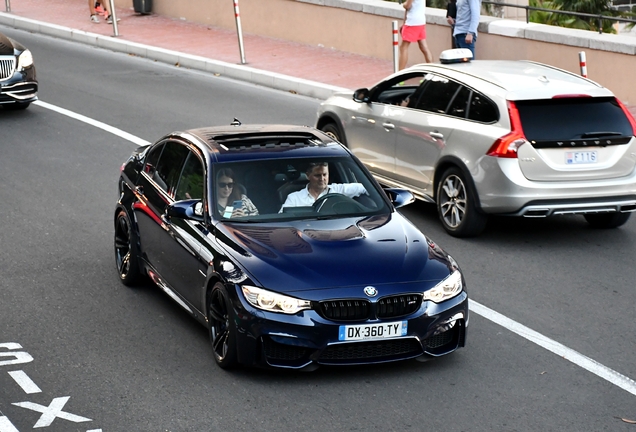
(114, 122, 468, 370)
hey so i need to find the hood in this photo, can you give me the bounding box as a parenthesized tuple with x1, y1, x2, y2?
(0, 33, 15, 55)
(215, 213, 453, 292)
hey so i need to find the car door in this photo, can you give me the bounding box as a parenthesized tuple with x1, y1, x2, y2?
(134, 140, 189, 279)
(344, 74, 425, 182)
(160, 149, 211, 308)
(393, 73, 464, 198)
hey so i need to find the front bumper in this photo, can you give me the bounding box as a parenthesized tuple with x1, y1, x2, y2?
(0, 67, 38, 104)
(229, 285, 469, 369)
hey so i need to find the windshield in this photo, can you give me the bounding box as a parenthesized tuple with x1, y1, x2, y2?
(211, 156, 391, 222)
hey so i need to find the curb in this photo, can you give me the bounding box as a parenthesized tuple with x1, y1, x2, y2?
(0, 12, 350, 100)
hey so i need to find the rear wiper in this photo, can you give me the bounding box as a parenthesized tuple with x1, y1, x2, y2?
(581, 131, 623, 138)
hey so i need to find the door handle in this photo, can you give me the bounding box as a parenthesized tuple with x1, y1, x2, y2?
(430, 132, 444, 139)
(382, 122, 395, 130)
(135, 185, 144, 195)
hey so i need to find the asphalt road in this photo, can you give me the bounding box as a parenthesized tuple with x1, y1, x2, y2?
(1, 27, 635, 432)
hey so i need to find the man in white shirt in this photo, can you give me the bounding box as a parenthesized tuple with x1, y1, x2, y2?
(280, 162, 367, 211)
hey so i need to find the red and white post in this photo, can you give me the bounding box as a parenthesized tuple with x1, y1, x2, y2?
(579, 51, 587, 78)
(392, 21, 399, 73)
(233, 0, 246, 64)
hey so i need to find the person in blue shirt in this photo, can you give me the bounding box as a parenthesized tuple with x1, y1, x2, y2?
(452, 0, 481, 58)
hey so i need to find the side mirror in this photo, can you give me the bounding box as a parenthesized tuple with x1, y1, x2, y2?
(353, 88, 370, 103)
(384, 188, 415, 209)
(166, 199, 205, 222)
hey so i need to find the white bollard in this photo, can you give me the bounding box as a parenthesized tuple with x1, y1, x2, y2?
(233, 0, 247, 65)
(392, 21, 399, 73)
(578, 51, 587, 78)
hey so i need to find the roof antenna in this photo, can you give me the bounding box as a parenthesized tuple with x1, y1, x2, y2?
(231, 118, 242, 126)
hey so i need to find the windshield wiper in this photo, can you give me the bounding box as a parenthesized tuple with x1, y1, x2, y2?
(581, 131, 623, 138)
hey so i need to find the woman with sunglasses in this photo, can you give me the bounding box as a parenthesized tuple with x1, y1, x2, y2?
(216, 168, 259, 218)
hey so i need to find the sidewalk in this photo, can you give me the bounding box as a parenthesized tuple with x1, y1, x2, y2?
(1, 0, 392, 92)
(1, 0, 635, 117)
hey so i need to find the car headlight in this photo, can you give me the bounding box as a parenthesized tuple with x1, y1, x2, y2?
(422, 270, 463, 303)
(17, 50, 34, 69)
(241, 285, 311, 314)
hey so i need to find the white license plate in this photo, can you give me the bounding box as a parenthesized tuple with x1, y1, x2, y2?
(338, 321, 407, 341)
(565, 151, 597, 164)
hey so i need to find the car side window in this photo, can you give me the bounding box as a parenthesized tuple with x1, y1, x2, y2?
(411, 75, 461, 114)
(467, 92, 499, 123)
(143, 143, 166, 189)
(153, 141, 190, 198)
(175, 152, 204, 201)
(446, 86, 471, 118)
(373, 73, 426, 106)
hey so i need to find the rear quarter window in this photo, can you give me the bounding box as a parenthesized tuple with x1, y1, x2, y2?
(516, 97, 633, 141)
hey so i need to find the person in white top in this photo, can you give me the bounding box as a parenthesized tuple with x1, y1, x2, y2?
(280, 162, 367, 211)
(399, 0, 433, 69)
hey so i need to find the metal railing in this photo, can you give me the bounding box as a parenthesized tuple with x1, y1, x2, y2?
(482, 0, 636, 34)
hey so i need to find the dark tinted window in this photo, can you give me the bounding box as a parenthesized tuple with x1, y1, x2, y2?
(154, 141, 189, 197)
(143, 143, 165, 188)
(468, 92, 498, 123)
(516, 97, 632, 141)
(412, 75, 461, 114)
(175, 152, 204, 201)
(447, 86, 470, 118)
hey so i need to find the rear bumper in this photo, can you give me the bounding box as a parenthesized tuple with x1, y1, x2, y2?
(475, 157, 636, 215)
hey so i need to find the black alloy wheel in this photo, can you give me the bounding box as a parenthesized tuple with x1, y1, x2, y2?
(114, 209, 141, 286)
(436, 167, 487, 237)
(207, 283, 238, 369)
(584, 212, 631, 229)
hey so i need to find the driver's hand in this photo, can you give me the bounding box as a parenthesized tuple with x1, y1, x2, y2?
(231, 208, 246, 218)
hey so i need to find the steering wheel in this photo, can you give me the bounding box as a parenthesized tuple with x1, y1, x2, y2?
(313, 193, 366, 214)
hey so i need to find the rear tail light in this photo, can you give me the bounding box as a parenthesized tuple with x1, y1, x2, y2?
(616, 98, 636, 137)
(486, 101, 528, 158)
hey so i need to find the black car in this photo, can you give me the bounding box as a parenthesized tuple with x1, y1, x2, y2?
(0, 31, 37, 110)
(115, 123, 468, 370)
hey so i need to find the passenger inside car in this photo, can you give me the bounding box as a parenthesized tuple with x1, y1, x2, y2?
(215, 168, 259, 218)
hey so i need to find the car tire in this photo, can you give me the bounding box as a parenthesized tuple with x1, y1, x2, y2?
(2, 102, 30, 111)
(436, 167, 488, 237)
(114, 209, 142, 286)
(207, 283, 238, 369)
(584, 212, 631, 229)
(320, 122, 344, 144)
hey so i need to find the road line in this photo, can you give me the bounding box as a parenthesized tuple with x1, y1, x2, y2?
(34, 100, 151, 147)
(8, 370, 41, 394)
(0, 416, 19, 432)
(34, 99, 636, 398)
(470, 299, 636, 396)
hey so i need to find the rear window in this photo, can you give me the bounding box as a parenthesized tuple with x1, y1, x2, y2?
(516, 97, 633, 143)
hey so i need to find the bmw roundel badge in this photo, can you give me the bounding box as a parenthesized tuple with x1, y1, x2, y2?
(364, 286, 378, 297)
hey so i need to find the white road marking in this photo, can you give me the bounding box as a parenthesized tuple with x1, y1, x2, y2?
(0, 416, 19, 432)
(33, 100, 151, 147)
(470, 300, 636, 396)
(7, 370, 41, 394)
(32, 100, 636, 397)
(0, 344, 33, 367)
(12, 396, 91, 428)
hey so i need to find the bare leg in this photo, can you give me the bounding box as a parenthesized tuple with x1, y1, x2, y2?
(399, 40, 411, 70)
(417, 39, 434, 63)
(88, 0, 96, 15)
